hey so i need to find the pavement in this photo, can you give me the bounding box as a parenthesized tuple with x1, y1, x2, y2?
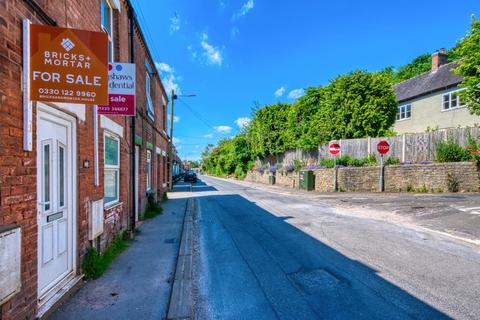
(48, 193, 187, 320)
(191, 175, 480, 319)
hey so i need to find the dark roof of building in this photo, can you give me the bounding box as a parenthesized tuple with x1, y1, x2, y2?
(393, 61, 464, 103)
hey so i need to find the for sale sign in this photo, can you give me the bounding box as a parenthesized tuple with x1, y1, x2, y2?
(29, 24, 109, 105)
(97, 63, 136, 116)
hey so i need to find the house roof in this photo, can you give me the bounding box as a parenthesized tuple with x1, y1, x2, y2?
(393, 61, 463, 103)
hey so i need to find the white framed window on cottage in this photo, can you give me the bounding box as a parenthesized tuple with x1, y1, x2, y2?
(101, 0, 114, 62)
(442, 90, 466, 111)
(396, 104, 411, 121)
(146, 150, 152, 191)
(145, 61, 155, 119)
(104, 133, 120, 207)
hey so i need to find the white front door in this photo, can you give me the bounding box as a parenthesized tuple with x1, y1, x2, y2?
(37, 105, 76, 303)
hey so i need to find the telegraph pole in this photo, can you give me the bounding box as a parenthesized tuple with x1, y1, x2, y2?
(168, 89, 176, 191)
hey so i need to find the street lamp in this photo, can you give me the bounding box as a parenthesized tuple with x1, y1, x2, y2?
(168, 89, 196, 191)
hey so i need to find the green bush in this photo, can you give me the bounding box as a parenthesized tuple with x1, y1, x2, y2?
(82, 233, 130, 279)
(334, 154, 377, 167)
(385, 157, 400, 165)
(436, 140, 471, 162)
(293, 159, 304, 173)
(319, 158, 335, 168)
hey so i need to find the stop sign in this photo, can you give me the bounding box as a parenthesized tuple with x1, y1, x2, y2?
(377, 141, 390, 155)
(329, 143, 341, 155)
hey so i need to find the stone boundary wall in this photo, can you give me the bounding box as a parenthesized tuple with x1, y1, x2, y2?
(245, 162, 480, 193)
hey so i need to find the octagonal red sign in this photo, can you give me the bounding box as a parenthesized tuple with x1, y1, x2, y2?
(377, 141, 390, 155)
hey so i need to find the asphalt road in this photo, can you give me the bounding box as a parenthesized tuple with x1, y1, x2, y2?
(188, 175, 480, 320)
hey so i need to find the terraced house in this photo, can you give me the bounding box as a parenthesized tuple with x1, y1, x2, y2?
(0, 0, 175, 318)
(393, 48, 480, 133)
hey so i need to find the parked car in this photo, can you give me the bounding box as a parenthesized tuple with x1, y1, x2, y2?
(184, 171, 198, 183)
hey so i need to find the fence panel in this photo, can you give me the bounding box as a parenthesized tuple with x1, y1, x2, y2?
(261, 127, 479, 166)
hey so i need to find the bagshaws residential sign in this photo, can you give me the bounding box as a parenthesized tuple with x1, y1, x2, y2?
(29, 24, 109, 105)
(97, 63, 136, 116)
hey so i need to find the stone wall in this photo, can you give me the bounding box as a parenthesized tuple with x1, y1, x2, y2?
(245, 162, 480, 193)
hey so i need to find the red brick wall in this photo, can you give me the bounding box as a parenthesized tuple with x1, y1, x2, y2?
(0, 0, 170, 318)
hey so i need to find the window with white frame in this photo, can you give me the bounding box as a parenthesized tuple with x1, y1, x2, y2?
(396, 104, 411, 121)
(101, 0, 114, 62)
(146, 62, 154, 119)
(442, 90, 466, 111)
(104, 133, 120, 206)
(146, 150, 152, 191)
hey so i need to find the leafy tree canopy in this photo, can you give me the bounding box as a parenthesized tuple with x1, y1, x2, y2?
(454, 17, 480, 115)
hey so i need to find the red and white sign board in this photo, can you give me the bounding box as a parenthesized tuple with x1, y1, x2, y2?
(377, 141, 390, 155)
(329, 143, 341, 155)
(97, 63, 136, 116)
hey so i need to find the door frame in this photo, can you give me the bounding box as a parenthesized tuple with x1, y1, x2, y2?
(36, 103, 78, 305)
(134, 145, 139, 222)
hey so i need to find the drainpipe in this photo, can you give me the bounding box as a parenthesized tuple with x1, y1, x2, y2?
(129, 9, 136, 235)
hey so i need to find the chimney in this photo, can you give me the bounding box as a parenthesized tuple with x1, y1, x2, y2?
(432, 48, 447, 72)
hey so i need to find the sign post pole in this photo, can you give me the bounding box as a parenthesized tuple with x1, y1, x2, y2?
(333, 155, 337, 192)
(379, 154, 384, 192)
(376, 140, 390, 192)
(329, 142, 341, 192)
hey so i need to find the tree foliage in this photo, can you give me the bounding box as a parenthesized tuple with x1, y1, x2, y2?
(454, 17, 480, 115)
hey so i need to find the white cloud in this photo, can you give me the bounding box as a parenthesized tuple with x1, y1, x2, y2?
(274, 86, 285, 97)
(170, 13, 181, 33)
(155, 62, 174, 73)
(173, 137, 182, 144)
(201, 33, 223, 66)
(168, 114, 180, 123)
(214, 125, 232, 133)
(203, 133, 213, 138)
(233, 0, 254, 20)
(288, 88, 305, 100)
(235, 117, 251, 129)
(155, 61, 181, 94)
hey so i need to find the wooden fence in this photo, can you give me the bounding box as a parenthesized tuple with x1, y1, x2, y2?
(266, 127, 480, 165)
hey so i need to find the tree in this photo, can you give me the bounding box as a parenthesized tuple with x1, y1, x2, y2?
(308, 70, 397, 143)
(391, 54, 432, 84)
(454, 17, 480, 115)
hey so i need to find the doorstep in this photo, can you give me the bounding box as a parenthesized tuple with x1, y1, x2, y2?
(36, 275, 84, 320)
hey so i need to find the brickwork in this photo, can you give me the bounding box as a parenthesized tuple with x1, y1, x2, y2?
(0, 0, 170, 318)
(246, 162, 480, 193)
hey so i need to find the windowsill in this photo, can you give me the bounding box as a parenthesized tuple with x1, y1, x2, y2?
(104, 201, 122, 210)
(441, 105, 467, 112)
(396, 117, 411, 122)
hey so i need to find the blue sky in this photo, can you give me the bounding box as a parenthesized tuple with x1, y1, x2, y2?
(131, 0, 478, 160)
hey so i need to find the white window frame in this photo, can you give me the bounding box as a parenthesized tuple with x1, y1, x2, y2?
(146, 71, 154, 119)
(101, 0, 114, 62)
(442, 89, 466, 112)
(146, 150, 152, 191)
(104, 132, 120, 207)
(396, 104, 411, 121)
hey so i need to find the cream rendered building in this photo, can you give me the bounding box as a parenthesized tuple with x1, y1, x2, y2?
(393, 49, 480, 134)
